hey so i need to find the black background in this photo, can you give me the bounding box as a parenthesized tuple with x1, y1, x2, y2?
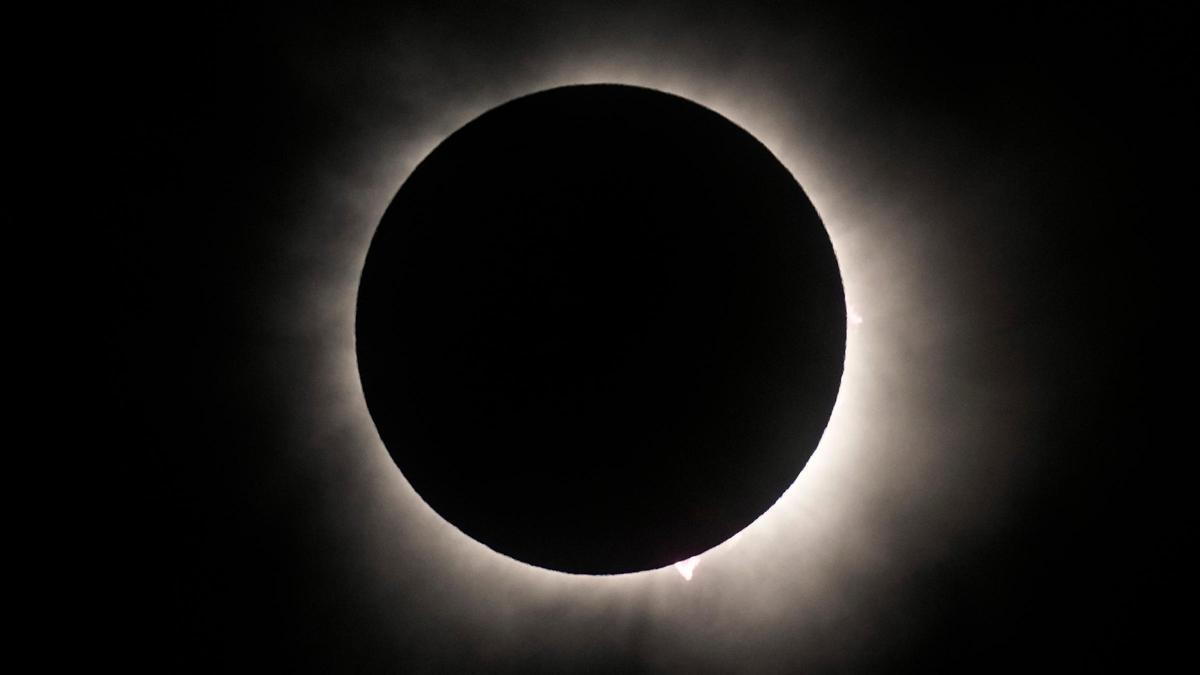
(110, 2, 1176, 671)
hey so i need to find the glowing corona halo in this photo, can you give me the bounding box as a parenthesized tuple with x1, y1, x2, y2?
(355, 84, 846, 575)
(266, 16, 1028, 666)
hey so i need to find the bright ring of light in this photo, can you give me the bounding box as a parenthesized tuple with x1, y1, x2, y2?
(263, 31, 1036, 666)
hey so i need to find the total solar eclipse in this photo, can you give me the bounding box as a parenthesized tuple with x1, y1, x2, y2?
(356, 84, 846, 575)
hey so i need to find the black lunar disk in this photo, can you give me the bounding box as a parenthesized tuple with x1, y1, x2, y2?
(356, 84, 845, 574)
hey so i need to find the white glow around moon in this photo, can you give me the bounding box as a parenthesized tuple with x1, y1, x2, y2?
(338, 71, 890, 579)
(259, 17, 1045, 668)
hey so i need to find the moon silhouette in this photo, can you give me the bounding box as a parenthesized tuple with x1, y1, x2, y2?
(356, 84, 846, 574)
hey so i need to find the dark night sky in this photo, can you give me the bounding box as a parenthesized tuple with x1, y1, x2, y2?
(110, 2, 1176, 672)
